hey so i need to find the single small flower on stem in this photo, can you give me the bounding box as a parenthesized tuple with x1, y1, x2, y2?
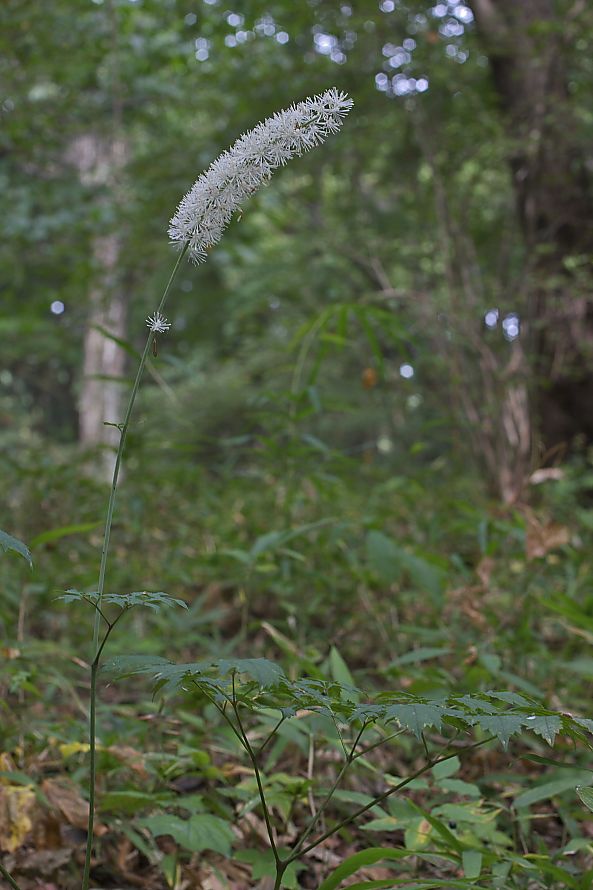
(169, 87, 353, 262)
(146, 312, 171, 333)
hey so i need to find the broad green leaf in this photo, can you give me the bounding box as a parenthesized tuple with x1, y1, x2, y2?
(576, 785, 593, 812)
(100, 790, 171, 814)
(0, 771, 35, 787)
(392, 647, 451, 667)
(236, 849, 302, 889)
(362, 816, 400, 832)
(340, 882, 405, 890)
(439, 778, 481, 798)
(410, 805, 463, 852)
(521, 753, 590, 770)
(329, 646, 359, 702)
(514, 772, 592, 808)
(365, 531, 444, 598)
(366, 530, 403, 583)
(140, 813, 233, 856)
(562, 836, 593, 854)
(431, 755, 460, 781)
(250, 518, 335, 560)
(29, 521, 100, 546)
(318, 847, 412, 890)
(0, 529, 32, 568)
(462, 850, 482, 879)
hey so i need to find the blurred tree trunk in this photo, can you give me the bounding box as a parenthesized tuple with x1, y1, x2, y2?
(67, 134, 128, 481)
(470, 0, 593, 460)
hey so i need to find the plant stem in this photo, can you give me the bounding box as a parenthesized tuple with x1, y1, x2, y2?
(83, 244, 188, 890)
(91, 242, 188, 654)
(273, 863, 287, 890)
(0, 862, 23, 890)
(231, 679, 280, 864)
(292, 723, 368, 858)
(81, 660, 98, 890)
(286, 737, 493, 863)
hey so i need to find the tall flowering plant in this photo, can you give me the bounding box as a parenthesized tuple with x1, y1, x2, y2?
(67, 88, 350, 890)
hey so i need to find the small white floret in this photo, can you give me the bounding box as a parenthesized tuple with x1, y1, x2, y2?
(146, 312, 172, 333)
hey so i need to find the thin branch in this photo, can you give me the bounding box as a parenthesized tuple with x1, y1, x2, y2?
(191, 680, 245, 750)
(292, 721, 369, 858)
(286, 737, 494, 863)
(82, 596, 110, 627)
(0, 862, 23, 890)
(421, 731, 431, 761)
(231, 675, 280, 864)
(257, 714, 286, 757)
(93, 606, 128, 666)
(352, 727, 406, 761)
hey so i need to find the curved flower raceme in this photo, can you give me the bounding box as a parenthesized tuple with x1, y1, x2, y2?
(168, 88, 353, 262)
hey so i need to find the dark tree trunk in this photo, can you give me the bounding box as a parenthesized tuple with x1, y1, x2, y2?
(469, 0, 593, 458)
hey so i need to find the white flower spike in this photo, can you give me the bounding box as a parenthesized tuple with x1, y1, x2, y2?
(146, 312, 171, 333)
(169, 87, 353, 262)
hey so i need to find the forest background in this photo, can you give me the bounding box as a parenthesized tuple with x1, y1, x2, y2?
(2, 0, 593, 888)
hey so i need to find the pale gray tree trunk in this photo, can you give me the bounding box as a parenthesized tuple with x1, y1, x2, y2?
(67, 134, 128, 481)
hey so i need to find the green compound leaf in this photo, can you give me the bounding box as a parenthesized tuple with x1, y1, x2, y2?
(217, 657, 285, 687)
(104, 656, 593, 754)
(0, 528, 32, 568)
(57, 589, 187, 611)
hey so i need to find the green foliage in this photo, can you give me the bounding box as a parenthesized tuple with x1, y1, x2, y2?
(0, 528, 32, 568)
(57, 588, 188, 613)
(105, 653, 592, 752)
(139, 812, 234, 856)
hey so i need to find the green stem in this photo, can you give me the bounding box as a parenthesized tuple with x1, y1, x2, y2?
(83, 243, 188, 890)
(0, 862, 23, 890)
(292, 723, 368, 858)
(91, 242, 188, 653)
(231, 679, 280, 864)
(81, 661, 98, 890)
(285, 737, 493, 864)
(273, 863, 287, 890)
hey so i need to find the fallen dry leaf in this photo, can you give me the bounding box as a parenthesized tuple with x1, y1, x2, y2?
(525, 516, 570, 560)
(107, 745, 149, 779)
(476, 556, 495, 588)
(0, 752, 17, 781)
(41, 778, 89, 830)
(0, 784, 36, 851)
